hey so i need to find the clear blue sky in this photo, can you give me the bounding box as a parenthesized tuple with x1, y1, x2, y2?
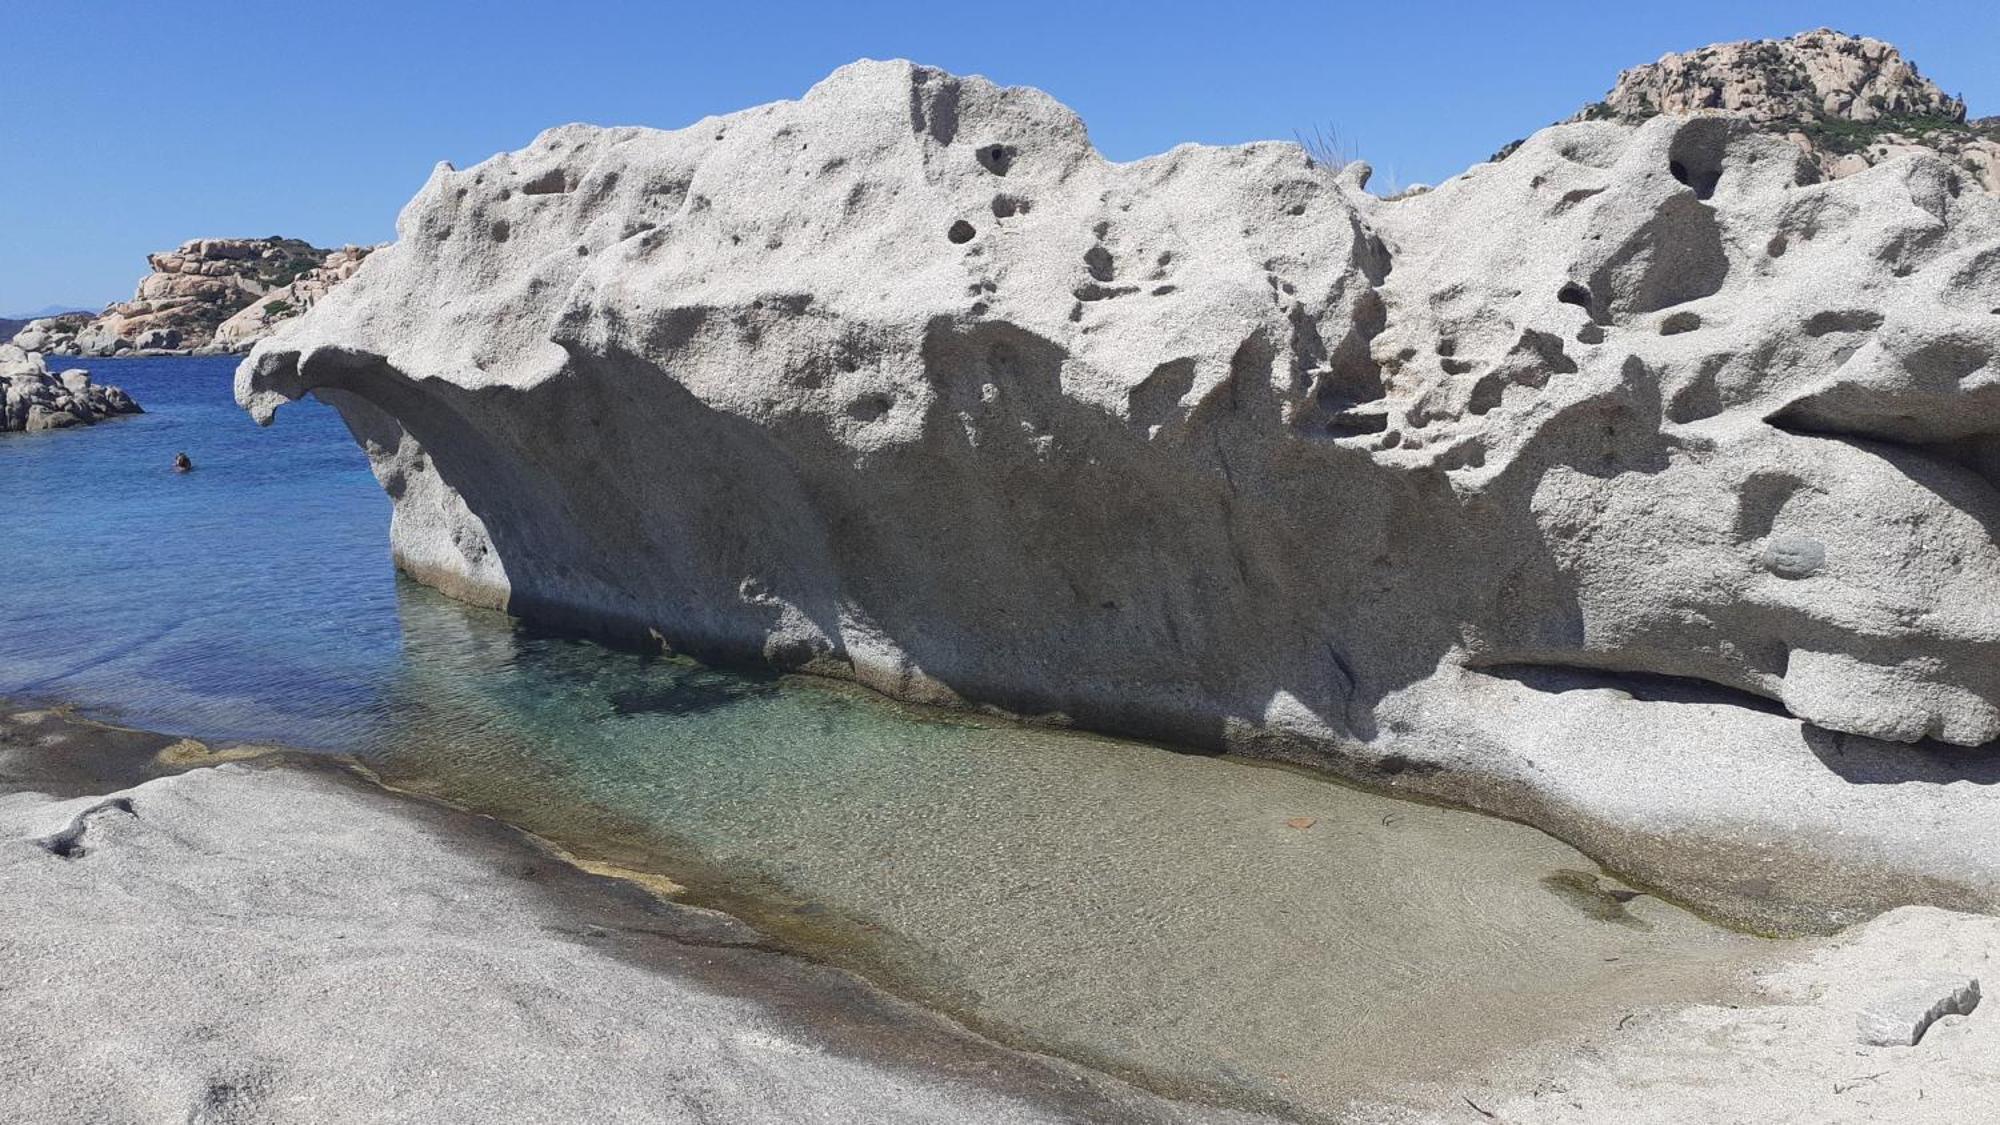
(4, 0, 1996, 313)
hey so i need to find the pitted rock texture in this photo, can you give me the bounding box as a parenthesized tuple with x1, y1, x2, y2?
(1556, 29, 2000, 193)
(1, 345, 140, 433)
(241, 61, 2000, 926)
(13, 238, 375, 358)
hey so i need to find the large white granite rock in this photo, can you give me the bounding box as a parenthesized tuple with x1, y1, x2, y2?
(239, 61, 2000, 929)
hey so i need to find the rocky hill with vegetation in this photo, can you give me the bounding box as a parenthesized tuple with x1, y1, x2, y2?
(1500, 28, 2000, 191)
(10, 238, 375, 357)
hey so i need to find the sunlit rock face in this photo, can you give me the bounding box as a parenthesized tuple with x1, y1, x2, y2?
(240, 61, 2000, 789)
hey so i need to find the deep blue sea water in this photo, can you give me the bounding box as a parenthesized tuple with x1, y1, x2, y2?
(0, 355, 1754, 1115)
(0, 356, 403, 745)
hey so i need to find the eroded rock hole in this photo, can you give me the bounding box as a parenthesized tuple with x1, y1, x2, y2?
(1665, 119, 1731, 202)
(522, 168, 571, 196)
(1326, 409, 1389, 437)
(1659, 311, 1702, 336)
(978, 144, 1016, 175)
(1557, 283, 1593, 310)
(1083, 245, 1115, 283)
(1802, 310, 1884, 337)
(846, 394, 893, 422)
(947, 220, 977, 244)
(1668, 160, 1721, 200)
(1667, 153, 1724, 200)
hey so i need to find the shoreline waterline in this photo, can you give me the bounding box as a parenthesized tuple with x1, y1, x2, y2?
(2, 702, 1250, 1124)
(0, 355, 1797, 1119)
(3, 662, 1778, 1123)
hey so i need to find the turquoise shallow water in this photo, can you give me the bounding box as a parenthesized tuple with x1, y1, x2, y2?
(0, 357, 1767, 1118)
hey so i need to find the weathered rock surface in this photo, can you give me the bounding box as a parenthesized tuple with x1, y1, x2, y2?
(6, 704, 1993, 1123)
(7, 310, 92, 355)
(1552, 29, 2000, 193)
(0, 707, 1260, 1125)
(241, 60, 2000, 930)
(1385, 906, 2000, 1124)
(14, 238, 376, 357)
(1856, 975, 1980, 1047)
(0, 344, 140, 433)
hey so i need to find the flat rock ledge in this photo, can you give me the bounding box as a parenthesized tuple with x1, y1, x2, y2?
(1857, 976, 1981, 1047)
(6, 708, 1998, 1122)
(1379, 906, 2000, 1124)
(0, 706, 1263, 1125)
(0, 344, 140, 432)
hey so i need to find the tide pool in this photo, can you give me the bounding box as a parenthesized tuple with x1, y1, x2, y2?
(0, 357, 1770, 1118)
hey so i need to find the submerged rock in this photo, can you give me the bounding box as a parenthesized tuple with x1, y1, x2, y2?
(240, 60, 2000, 928)
(1, 344, 141, 432)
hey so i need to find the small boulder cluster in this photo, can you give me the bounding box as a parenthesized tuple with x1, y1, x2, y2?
(1, 344, 141, 433)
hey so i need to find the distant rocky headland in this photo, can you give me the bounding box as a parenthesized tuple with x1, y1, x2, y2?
(1500, 28, 2000, 191)
(10, 237, 375, 358)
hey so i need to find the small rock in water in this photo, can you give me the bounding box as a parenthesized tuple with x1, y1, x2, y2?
(1856, 976, 1980, 1046)
(172, 452, 193, 473)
